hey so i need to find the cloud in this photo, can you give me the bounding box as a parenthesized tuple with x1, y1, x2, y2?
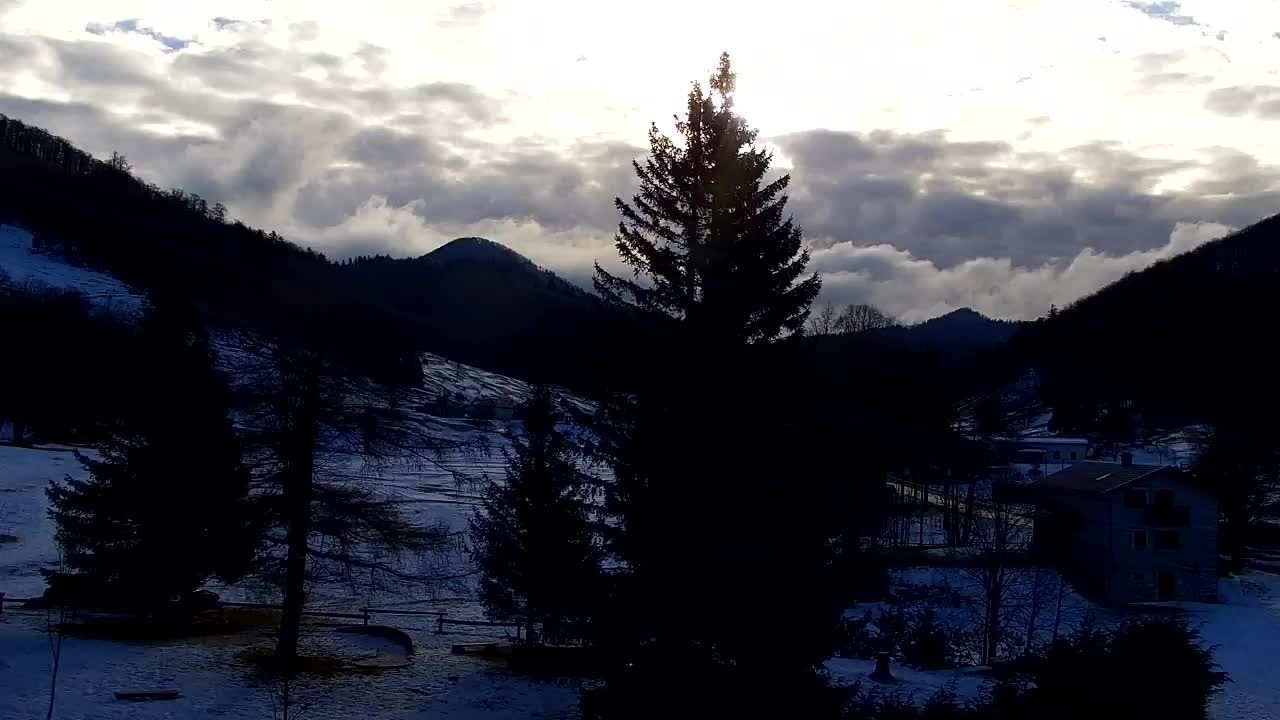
(1141, 71, 1213, 89)
(2, 3, 1278, 323)
(85, 18, 193, 52)
(811, 221, 1236, 323)
(772, 128, 1279, 270)
(1204, 85, 1280, 119)
(1122, 2, 1200, 28)
(441, 3, 493, 28)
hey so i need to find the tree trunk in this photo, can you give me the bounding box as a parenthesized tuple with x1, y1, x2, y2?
(1051, 577, 1065, 643)
(275, 372, 319, 671)
(275, 450, 314, 669)
(984, 568, 1002, 664)
(1024, 568, 1041, 653)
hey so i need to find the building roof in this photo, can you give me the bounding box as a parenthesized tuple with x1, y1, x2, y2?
(992, 436, 1090, 446)
(1033, 461, 1168, 494)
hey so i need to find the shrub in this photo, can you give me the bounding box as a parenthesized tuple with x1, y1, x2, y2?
(840, 618, 1226, 720)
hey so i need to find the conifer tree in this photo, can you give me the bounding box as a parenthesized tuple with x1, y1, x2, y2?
(594, 52, 819, 346)
(46, 295, 255, 607)
(469, 385, 601, 644)
(588, 55, 842, 718)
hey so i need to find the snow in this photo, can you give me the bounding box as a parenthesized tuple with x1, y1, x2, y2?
(825, 657, 989, 702)
(0, 224, 145, 314)
(0, 445, 84, 598)
(1171, 572, 1280, 720)
(0, 443, 581, 720)
(0, 611, 579, 720)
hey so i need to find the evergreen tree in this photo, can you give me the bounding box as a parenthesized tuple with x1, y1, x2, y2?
(594, 52, 819, 345)
(46, 295, 255, 608)
(587, 55, 842, 718)
(469, 385, 601, 644)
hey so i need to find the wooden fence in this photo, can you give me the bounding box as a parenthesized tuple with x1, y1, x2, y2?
(1, 593, 523, 637)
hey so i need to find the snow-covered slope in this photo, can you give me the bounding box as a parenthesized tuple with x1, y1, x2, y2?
(0, 224, 145, 313)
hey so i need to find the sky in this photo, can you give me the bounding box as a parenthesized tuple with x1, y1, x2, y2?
(1, 1, 1278, 322)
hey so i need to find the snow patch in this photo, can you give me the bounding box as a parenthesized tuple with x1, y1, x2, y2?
(0, 225, 145, 314)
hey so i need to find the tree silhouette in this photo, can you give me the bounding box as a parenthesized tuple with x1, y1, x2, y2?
(834, 304, 898, 334)
(470, 385, 601, 644)
(587, 54, 841, 719)
(594, 52, 819, 345)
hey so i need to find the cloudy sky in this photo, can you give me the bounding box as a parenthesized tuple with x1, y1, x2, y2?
(2, 1, 1279, 322)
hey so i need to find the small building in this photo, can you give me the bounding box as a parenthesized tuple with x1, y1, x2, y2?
(1031, 457, 1218, 605)
(992, 435, 1090, 476)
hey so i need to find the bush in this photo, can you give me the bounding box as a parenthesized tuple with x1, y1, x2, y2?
(839, 585, 966, 670)
(840, 618, 1226, 720)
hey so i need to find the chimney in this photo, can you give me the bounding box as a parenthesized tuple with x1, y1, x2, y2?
(1121, 451, 1133, 467)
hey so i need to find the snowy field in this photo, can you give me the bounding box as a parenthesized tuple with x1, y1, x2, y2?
(0, 443, 582, 720)
(0, 225, 145, 314)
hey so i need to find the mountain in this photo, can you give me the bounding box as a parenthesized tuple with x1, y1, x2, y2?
(338, 240, 607, 389)
(0, 114, 618, 392)
(875, 308, 1020, 352)
(424, 236, 538, 268)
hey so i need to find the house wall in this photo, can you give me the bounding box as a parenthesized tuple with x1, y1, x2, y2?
(1104, 472, 1218, 604)
(1037, 493, 1111, 599)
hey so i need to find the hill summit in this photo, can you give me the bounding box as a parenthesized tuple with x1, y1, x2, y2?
(424, 236, 535, 268)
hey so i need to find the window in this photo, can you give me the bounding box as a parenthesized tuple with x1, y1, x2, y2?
(1154, 530, 1180, 550)
(1154, 489, 1174, 507)
(1132, 529, 1148, 550)
(1070, 451, 1078, 460)
(1124, 489, 1147, 509)
(1053, 450, 1061, 460)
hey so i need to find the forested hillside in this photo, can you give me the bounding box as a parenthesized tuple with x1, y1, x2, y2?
(1009, 213, 1280, 431)
(0, 114, 421, 383)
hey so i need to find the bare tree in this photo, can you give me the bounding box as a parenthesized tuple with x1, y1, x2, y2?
(228, 335, 477, 672)
(805, 302, 838, 336)
(106, 151, 131, 175)
(952, 476, 1033, 664)
(834, 304, 897, 334)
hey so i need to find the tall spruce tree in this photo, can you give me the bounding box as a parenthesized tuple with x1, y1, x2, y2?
(587, 55, 842, 718)
(595, 52, 820, 345)
(469, 385, 601, 644)
(46, 295, 255, 608)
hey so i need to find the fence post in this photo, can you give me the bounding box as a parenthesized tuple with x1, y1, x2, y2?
(436, 615, 445, 634)
(362, 608, 370, 625)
